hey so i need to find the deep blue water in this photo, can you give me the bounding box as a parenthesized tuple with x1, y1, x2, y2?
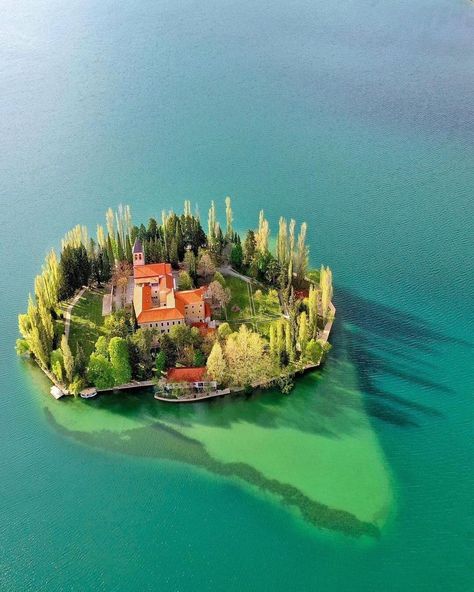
(0, 1, 473, 590)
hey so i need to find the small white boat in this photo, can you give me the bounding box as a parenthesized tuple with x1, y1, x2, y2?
(50, 386, 64, 399)
(80, 388, 98, 399)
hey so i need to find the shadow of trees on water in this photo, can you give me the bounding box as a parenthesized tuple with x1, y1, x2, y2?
(334, 287, 471, 429)
(82, 285, 470, 438)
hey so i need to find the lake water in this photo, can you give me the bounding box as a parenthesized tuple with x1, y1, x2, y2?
(0, 1, 473, 590)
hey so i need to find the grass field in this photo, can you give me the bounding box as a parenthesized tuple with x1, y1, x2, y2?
(68, 289, 105, 358)
(218, 275, 281, 329)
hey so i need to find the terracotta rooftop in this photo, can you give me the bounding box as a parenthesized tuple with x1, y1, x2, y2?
(167, 367, 207, 383)
(134, 262, 173, 279)
(137, 307, 185, 323)
(175, 287, 206, 305)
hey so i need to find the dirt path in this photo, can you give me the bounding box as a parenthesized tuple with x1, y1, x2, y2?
(64, 286, 87, 340)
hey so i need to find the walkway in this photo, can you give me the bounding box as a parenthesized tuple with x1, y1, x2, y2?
(64, 286, 87, 340)
(219, 265, 252, 284)
(154, 388, 231, 403)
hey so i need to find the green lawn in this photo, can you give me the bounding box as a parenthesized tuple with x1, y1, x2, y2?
(218, 275, 281, 326)
(68, 289, 106, 359)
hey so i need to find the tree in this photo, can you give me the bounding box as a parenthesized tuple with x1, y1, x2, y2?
(111, 261, 132, 309)
(18, 296, 51, 368)
(256, 210, 269, 254)
(104, 310, 131, 338)
(217, 322, 232, 340)
(169, 325, 201, 365)
(87, 353, 114, 389)
(206, 341, 227, 384)
(116, 232, 125, 262)
(320, 266, 333, 323)
(68, 376, 85, 396)
(208, 201, 217, 247)
(308, 284, 319, 339)
(230, 242, 243, 269)
(225, 196, 233, 238)
(297, 311, 308, 355)
(128, 328, 156, 379)
(207, 281, 231, 314)
(276, 217, 288, 267)
(61, 335, 74, 383)
(193, 349, 206, 367)
(59, 244, 91, 299)
(243, 230, 256, 267)
(224, 325, 272, 387)
(213, 271, 226, 287)
(108, 337, 132, 385)
(155, 350, 166, 375)
(294, 222, 309, 287)
(74, 343, 87, 377)
(50, 349, 64, 382)
(197, 251, 216, 280)
(305, 339, 322, 364)
(169, 237, 179, 269)
(177, 270, 193, 290)
(184, 249, 197, 278)
(92, 249, 111, 286)
(94, 335, 109, 357)
(158, 334, 177, 368)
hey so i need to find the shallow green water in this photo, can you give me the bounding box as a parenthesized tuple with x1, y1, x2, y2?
(1, 0, 473, 590)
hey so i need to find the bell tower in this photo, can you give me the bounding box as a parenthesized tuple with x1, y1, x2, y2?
(132, 238, 145, 266)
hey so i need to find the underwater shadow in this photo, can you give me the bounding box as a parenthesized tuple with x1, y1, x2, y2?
(334, 287, 457, 428)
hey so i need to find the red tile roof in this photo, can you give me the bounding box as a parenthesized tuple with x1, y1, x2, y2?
(134, 262, 172, 279)
(137, 307, 184, 323)
(175, 287, 206, 305)
(167, 367, 207, 383)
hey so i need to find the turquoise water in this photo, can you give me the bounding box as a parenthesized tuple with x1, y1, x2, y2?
(1, 0, 473, 590)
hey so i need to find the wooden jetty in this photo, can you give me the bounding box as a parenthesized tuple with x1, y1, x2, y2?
(154, 387, 231, 403)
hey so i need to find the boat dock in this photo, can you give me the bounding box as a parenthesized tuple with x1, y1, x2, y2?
(154, 387, 232, 403)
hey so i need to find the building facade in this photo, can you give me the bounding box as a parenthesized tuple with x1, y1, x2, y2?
(132, 239, 210, 332)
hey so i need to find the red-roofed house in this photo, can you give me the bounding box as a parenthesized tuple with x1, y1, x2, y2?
(132, 239, 211, 333)
(166, 367, 207, 383)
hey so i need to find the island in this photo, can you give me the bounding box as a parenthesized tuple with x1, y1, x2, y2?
(16, 199, 334, 401)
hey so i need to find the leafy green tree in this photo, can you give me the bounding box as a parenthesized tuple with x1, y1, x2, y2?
(184, 250, 197, 279)
(158, 334, 177, 368)
(297, 311, 308, 356)
(74, 343, 87, 377)
(116, 232, 125, 262)
(94, 335, 109, 357)
(230, 242, 243, 269)
(193, 349, 206, 367)
(256, 210, 270, 254)
(87, 353, 115, 389)
(108, 337, 132, 385)
(243, 230, 256, 267)
(304, 339, 322, 364)
(206, 341, 227, 384)
(69, 376, 86, 396)
(197, 251, 216, 280)
(155, 350, 166, 375)
(224, 325, 272, 387)
(217, 322, 232, 340)
(177, 270, 193, 290)
(128, 328, 156, 379)
(61, 335, 74, 383)
(169, 238, 179, 269)
(104, 310, 131, 339)
(170, 325, 202, 365)
(225, 196, 233, 238)
(213, 271, 226, 286)
(50, 349, 64, 382)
